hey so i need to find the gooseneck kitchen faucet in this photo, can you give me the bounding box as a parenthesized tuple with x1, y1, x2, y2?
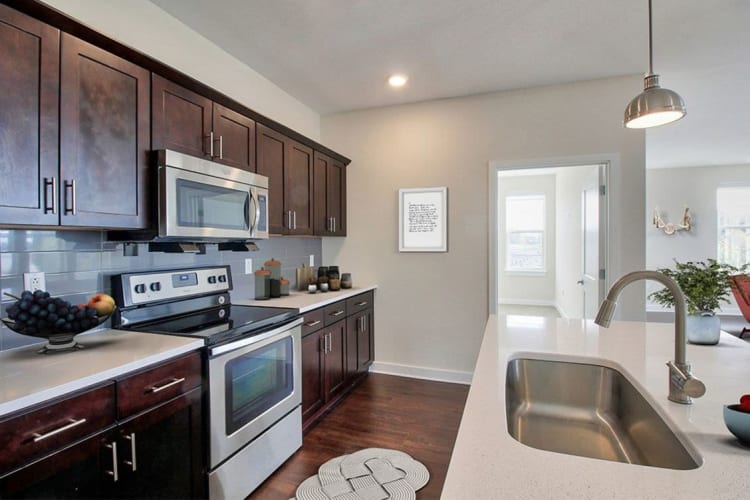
(594, 270, 706, 404)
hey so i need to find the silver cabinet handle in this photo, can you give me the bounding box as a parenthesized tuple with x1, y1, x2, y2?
(333, 217, 336, 233)
(43, 177, 56, 214)
(105, 441, 119, 482)
(293, 210, 297, 229)
(219, 135, 223, 159)
(207, 131, 214, 157)
(326, 332, 332, 353)
(63, 179, 76, 215)
(32, 417, 86, 442)
(354, 301, 368, 307)
(330, 310, 345, 317)
(287, 210, 292, 229)
(149, 377, 186, 393)
(305, 320, 321, 327)
(123, 432, 137, 472)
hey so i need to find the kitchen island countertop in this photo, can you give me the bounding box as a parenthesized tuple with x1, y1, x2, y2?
(0, 329, 203, 418)
(233, 285, 377, 313)
(442, 315, 750, 499)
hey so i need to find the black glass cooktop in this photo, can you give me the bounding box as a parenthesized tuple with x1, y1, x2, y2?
(127, 305, 298, 346)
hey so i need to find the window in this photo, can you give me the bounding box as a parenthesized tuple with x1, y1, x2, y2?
(505, 194, 545, 272)
(717, 187, 750, 267)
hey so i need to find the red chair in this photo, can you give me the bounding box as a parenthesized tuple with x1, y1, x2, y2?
(729, 274, 750, 338)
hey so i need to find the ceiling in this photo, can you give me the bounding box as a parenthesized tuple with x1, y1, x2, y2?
(150, 0, 750, 168)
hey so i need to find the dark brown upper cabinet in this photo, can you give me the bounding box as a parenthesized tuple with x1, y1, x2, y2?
(152, 75, 256, 172)
(256, 123, 314, 235)
(0, 4, 59, 225)
(313, 151, 347, 236)
(60, 34, 150, 229)
(0, 6, 149, 230)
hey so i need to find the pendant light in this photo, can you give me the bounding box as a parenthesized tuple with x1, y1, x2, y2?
(624, 0, 686, 129)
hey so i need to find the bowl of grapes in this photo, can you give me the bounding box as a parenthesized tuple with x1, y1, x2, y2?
(2, 290, 116, 353)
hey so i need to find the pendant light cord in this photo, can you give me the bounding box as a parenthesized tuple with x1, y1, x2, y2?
(648, 0, 654, 75)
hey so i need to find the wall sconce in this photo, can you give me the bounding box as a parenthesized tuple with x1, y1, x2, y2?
(652, 207, 691, 235)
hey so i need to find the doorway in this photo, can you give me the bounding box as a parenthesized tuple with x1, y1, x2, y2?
(489, 158, 609, 319)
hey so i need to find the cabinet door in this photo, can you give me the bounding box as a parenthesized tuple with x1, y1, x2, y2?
(115, 388, 205, 499)
(285, 140, 314, 235)
(356, 309, 375, 373)
(256, 123, 287, 234)
(345, 314, 359, 381)
(328, 159, 347, 236)
(59, 34, 150, 229)
(0, 5, 59, 225)
(0, 429, 114, 499)
(313, 152, 330, 235)
(212, 103, 256, 172)
(152, 74, 211, 159)
(301, 331, 325, 427)
(324, 319, 347, 401)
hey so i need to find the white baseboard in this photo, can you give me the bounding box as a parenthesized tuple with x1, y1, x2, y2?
(498, 298, 556, 307)
(369, 361, 472, 385)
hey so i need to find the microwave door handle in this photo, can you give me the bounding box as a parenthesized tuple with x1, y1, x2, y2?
(246, 192, 255, 234)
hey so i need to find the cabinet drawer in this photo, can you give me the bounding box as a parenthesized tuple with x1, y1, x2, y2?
(323, 301, 348, 326)
(0, 383, 115, 475)
(301, 308, 325, 337)
(117, 351, 202, 419)
(346, 291, 374, 315)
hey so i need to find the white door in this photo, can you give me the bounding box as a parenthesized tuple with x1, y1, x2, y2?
(580, 168, 603, 319)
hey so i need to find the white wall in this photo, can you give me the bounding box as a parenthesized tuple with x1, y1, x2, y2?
(497, 174, 556, 305)
(646, 164, 750, 314)
(321, 76, 646, 379)
(41, 0, 320, 139)
(555, 165, 600, 318)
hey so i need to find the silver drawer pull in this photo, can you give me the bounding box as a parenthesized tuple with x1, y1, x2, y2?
(105, 441, 119, 482)
(354, 301, 368, 307)
(305, 320, 321, 327)
(123, 432, 137, 471)
(149, 377, 186, 393)
(330, 310, 345, 317)
(32, 417, 87, 442)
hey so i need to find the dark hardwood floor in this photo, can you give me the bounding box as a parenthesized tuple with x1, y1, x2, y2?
(250, 373, 470, 500)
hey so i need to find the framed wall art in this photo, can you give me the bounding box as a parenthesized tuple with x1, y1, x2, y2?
(398, 187, 448, 252)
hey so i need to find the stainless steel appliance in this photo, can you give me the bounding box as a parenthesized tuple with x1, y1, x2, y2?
(112, 265, 302, 499)
(156, 149, 269, 241)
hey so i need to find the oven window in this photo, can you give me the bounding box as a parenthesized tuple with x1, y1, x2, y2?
(176, 179, 249, 230)
(225, 337, 293, 435)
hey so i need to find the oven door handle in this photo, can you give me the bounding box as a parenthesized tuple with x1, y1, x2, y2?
(208, 317, 303, 357)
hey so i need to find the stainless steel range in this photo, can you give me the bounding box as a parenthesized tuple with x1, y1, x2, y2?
(111, 265, 303, 499)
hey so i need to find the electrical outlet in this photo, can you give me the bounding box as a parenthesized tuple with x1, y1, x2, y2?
(23, 272, 46, 292)
(245, 258, 253, 274)
(309, 254, 315, 267)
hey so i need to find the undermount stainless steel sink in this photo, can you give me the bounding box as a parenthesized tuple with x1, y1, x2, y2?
(505, 357, 701, 470)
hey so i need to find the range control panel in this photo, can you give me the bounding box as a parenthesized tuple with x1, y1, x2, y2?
(114, 266, 232, 307)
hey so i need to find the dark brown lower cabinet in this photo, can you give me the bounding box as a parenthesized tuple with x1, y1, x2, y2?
(0, 388, 204, 499)
(302, 292, 375, 431)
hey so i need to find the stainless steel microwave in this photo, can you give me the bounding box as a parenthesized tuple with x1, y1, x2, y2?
(156, 150, 269, 241)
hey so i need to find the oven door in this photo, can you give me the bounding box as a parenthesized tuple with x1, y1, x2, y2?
(160, 165, 255, 240)
(208, 318, 302, 468)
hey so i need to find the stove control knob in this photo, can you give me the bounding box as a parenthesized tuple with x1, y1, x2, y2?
(218, 295, 226, 305)
(134, 284, 146, 294)
(218, 309, 226, 319)
(218, 275, 227, 283)
(208, 276, 217, 284)
(150, 282, 161, 292)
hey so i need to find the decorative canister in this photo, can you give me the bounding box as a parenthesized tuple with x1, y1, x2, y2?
(317, 266, 329, 289)
(686, 313, 721, 345)
(341, 273, 352, 289)
(264, 258, 282, 280)
(280, 278, 290, 296)
(327, 266, 340, 290)
(254, 269, 271, 300)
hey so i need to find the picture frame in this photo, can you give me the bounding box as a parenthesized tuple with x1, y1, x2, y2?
(398, 187, 448, 252)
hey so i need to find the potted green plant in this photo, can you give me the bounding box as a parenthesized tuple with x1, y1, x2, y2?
(649, 259, 745, 344)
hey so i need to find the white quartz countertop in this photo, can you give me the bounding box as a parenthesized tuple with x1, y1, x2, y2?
(0, 329, 203, 418)
(442, 315, 750, 499)
(233, 285, 377, 313)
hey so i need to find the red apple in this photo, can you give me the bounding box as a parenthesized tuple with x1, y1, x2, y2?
(739, 394, 750, 413)
(87, 293, 115, 317)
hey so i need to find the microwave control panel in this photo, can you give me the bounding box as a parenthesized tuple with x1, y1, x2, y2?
(114, 266, 232, 307)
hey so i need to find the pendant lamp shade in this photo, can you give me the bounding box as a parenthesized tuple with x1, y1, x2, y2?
(624, 0, 686, 129)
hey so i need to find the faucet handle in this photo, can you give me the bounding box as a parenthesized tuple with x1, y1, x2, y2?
(667, 361, 706, 403)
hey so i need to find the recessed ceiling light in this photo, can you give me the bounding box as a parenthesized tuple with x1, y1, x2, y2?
(388, 74, 408, 88)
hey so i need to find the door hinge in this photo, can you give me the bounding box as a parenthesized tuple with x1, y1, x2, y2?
(599, 269, 606, 280)
(599, 185, 606, 196)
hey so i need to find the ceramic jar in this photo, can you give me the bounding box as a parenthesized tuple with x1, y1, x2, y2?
(686, 313, 721, 345)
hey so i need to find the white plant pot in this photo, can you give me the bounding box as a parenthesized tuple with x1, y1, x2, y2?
(686, 313, 721, 345)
